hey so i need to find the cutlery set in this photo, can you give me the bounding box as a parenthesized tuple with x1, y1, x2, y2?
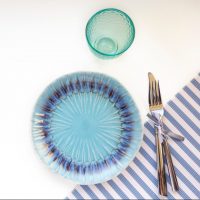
(148, 72, 184, 196)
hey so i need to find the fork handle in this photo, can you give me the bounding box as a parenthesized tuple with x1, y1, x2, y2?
(155, 126, 167, 196)
(162, 138, 179, 191)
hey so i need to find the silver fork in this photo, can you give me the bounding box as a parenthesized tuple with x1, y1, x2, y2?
(148, 72, 179, 196)
(148, 72, 167, 196)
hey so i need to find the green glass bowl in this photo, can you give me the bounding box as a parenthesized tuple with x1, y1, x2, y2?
(86, 8, 135, 59)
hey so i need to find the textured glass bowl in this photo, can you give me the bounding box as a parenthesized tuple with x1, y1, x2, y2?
(32, 72, 142, 184)
(86, 8, 135, 58)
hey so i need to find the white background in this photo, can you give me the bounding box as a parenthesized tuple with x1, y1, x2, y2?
(0, 0, 199, 199)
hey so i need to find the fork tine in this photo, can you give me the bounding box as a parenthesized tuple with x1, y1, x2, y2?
(148, 77, 152, 106)
(148, 73, 154, 106)
(148, 83, 150, 105)
(155, 80, 159, 105)
(155, 80, 162, 105)
(157, 81, 162, 104)
(148, 73, 151, 105)
(150, 78, 162, 105)
(148, 72, 163, 106)
(148, 72, 158, 106)
(153, 80, 157, 105)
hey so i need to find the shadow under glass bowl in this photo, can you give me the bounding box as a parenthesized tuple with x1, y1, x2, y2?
(86, 8, 135, 59)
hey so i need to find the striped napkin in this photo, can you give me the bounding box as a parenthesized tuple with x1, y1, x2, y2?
(67, 74, 200, 199)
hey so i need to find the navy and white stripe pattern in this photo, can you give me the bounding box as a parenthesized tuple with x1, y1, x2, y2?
(67, 74, 200, 199)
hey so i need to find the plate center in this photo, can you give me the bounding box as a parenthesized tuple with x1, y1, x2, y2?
(71, 115, 98, 138)
(50, 92, 122, 162)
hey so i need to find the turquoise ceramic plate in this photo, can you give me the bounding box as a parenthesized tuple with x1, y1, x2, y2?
(32, 72, 142, 184)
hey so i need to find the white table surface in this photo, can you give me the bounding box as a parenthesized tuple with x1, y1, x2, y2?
(0, 0, 199, 199)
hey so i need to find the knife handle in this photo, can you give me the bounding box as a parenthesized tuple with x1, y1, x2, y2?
(155, 126, 167, 196)
(162, 138, 179, 191)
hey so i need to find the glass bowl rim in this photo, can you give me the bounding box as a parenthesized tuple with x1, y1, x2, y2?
(85, 8, 135, 57)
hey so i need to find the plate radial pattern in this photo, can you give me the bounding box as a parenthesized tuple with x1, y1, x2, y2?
(32, 72, 142, 184)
